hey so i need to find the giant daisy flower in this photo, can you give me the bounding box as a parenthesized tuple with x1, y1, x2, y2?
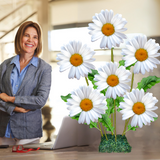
(56, 41, 95, 80)
(119, 89, 158, 128)
(66, 86, 107, 125)
(122, 35, 160, 74)
(94, 62, 131, 99)
(88, 9, 127, 49)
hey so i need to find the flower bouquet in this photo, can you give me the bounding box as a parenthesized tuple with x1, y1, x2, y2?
(56, 9, 160, 153)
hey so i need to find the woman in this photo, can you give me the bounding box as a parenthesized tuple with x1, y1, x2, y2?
(0, 21, 52, 145)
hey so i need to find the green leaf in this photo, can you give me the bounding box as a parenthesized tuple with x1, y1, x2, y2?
(88, 74, 94, 82)
(93, 81, 98, 89)
(71, 113, 99, 130)
(117, 108, 122, 112)
(61, 94, 72, 102)
(88, 69, 99, 81)
(126, 62, 136, 70)
(151, 117, 158, 122)
(153, 117, 158, 121)
(70, 113, 80, 121)
(100, 87, 108, 96)
(119, 60, 136, 70)
(85, 121, 99, 130)
(88, 69, 99, 89)
(106, 96, 124, 114)
(88, 69, 109, 94)
(127, 124, 138, 131)
(115, 96, 124, 107)
(99, 114, 114, 134)
(115, 96, 124, 112)
(89, 121, 99, 130)
(91, 69, 99, 75)
(106, 98, 114, 115)
(137, 76, 160, 92)
(119, 60, 125, 67)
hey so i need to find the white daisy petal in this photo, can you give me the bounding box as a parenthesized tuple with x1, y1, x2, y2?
(120, 89, 158, 128)
(78, 111, 86, 124)
(88, 23, 100, 30)
(142, 113, 152, 123)
(134, 62, 141, 74)
(138, 117, 143, 128)
(100, 36, 108, 48)
(95, 62, 130, 99)
(122, 35, 160, 74)
(139, 114, 147, 125)
(88, 10, 127, 49)
(67, 86, 107, 125)
(57, 41, 95, 80)
(70, 107, 82, 117)
(145, 111, 158, 118)
(87, 110, 95, 122)
(131, 115, 138, 127)
(122, 110, 134, 120)
(92, 19, 103, 27)
(91, 32, 104, 42)
(85, 112, 91, 125)
(68, 66, 76, 79)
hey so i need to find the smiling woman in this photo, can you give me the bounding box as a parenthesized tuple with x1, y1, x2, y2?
(15, 21, 42, 57)
(21, 27, 38, 55)
(0, 21, 52, 146)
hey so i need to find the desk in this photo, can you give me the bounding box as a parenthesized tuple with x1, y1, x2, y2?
(0, 143, 160, 160)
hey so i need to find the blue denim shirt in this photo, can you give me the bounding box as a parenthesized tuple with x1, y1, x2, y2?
(5, 55, 38, 138)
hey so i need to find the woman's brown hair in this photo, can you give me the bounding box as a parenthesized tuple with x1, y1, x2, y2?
(14, 21, 42, 57)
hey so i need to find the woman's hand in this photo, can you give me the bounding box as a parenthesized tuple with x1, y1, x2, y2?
(13, 106, 30, 113)
(0, 93, 30, 113)
(0, 93, 15, 103)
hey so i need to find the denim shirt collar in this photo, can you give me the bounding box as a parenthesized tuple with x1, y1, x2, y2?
(10, 55, 38, 67)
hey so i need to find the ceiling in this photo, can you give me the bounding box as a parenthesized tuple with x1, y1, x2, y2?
(0, 0, 27, 6)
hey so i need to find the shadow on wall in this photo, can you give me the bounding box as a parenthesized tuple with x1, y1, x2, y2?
(41, 105, 55, 143)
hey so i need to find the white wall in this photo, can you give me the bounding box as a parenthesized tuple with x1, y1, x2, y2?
(51, 0, 160, 36)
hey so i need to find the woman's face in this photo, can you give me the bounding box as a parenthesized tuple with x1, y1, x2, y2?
(21, 27, 38, 55)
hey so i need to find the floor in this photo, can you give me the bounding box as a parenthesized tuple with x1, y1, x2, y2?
(0, 143, 160, 160)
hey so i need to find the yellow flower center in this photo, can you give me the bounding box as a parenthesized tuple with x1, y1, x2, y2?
(70, 53, 83, 67)
(132, 102, 145, 115)
(80, 99, 93, 112)
(135, 49, 148, 61)
(102, 23, 115, 36)
(107, 75, 119, 87)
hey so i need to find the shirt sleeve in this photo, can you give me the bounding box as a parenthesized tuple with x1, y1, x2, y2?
(14, 65, 52, 110)
(0, 88, 16, 115)
(0, 62, 16, 115)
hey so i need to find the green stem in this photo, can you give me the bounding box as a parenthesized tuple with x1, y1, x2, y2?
(111, 114, 113, 135)
(98, 121, 103, 137)
(123, 121, 132, 135)
(130, 72, 134, 92)
(122, 72, 134, 135)
(111, 47, 114, 136)
(122, 119, 128, 136)
(102, 125, 108, 140)
(85, 77, 89, 86)
(114, 99, 117, 141)
(111, 47, 114, 62)
(122, 118, 131, 136)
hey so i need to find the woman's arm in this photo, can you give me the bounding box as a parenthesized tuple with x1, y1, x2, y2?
(0, 58, 30, 114)
(13, 65, 52, 110)
(13, 106, 30, 113)
(0, 93, 15, 103)
(0, 99, 30, 114)
(0, 100, 16, 115)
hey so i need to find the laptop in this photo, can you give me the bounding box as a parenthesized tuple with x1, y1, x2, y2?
(23, 116, 100, 150)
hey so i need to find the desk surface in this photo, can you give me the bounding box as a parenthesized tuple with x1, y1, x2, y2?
(0, 143, 160, 160)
